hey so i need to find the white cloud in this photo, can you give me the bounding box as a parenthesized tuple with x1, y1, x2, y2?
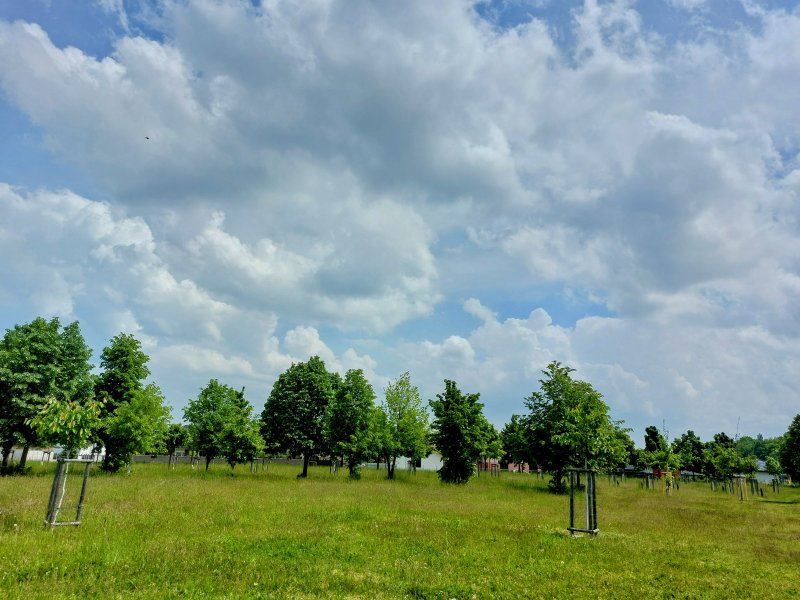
(1, 0, 799, 439)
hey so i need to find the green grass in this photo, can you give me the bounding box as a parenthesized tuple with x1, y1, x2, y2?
(1, 463, 798, 599)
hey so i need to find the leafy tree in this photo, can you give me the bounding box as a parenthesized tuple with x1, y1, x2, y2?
(325, 369, 376, 479)
(702, 443, 744, 480)
(27, 396, 101, 458)
(373, 372, 430, 479)
(95, 333, 151, 471)
(0, 317, 94, 469)
(525, 361, 628, 493)
(778, 414, 800, 482)
(184, 379, 253, 471)
(104, 384, 171, 469)
(164, 423, 187, 463)
(429, 380, 486, 484)
(500, 414, 529, 470)
(712, 432, 735, 449)
(261, 356, 337, 478)
(643, 425, 668, 453)
(215, 392, 264, 475)
(765, 456, 782, 479)
(475, 414, 502, 466)
(671, 430, 705, 474)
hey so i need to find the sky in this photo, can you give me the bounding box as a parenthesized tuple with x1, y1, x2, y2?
(1, 0, 798, 445)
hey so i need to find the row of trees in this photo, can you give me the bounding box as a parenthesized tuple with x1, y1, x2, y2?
(183, 358, 435, 479)
(0, 318, 170, 473)
(2, 317, 799, 489)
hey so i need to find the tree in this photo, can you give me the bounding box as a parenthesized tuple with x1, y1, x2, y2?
(261, 356, 337, 478)
(184, 379, 253, 471)
(525, 362, 628, 493)
(475, 414, 502, 467)
(702, 442, 744, 480)
(373, 372, 430, 479)
(215, 392, 264, 475)
(779, 414, 800, 482)
(104, 384, 171, 469)
(164, 423, 187, 464)
(325, 369, 376, 479)
(671, 430, 705, 474)
(95, 333, 151, 471)
(27, 396, 101, 458)
(500, 414, 529, 470)
(0, 317, 94, 469)
(643, 425, 667, 453)
(429, 380, 486, 484)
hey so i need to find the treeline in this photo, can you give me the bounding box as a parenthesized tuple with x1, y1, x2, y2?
(2, 318, 799, 490)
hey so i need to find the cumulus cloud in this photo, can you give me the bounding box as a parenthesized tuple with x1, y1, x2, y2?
(1, 0, 799, 438)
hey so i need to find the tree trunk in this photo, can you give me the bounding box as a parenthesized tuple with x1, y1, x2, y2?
(205, 455, 212, 471)
(299, 454, 309, 478)
(19, 444, 30, 469)
(1, 439, 12, 467)
(387, 457, 396, 480)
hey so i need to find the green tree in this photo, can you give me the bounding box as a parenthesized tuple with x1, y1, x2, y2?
(164, 423, 187, 464)
(325, 369, 376, 479)
(0, 317, 94, 469)
(27, 396, 101, 458)
(765, 456, 782, 480)
(95, 333, 151, 471)
(104, 384, 171, 470)
(702, 443, 744, 479)
(216, 392, 264, 475)
(643, 425, 667, 453)
(671, 430, 705, 474)
(373, 372, 430, 479)
(429, 380, 485, 484)
(500, 414, 529, 470)
(778, 414, 800, 482)
(261, 356, 337, 478)
(525, 361, 628, 493)
(184, 379, 252, 471)
(475, 414, 502, 466)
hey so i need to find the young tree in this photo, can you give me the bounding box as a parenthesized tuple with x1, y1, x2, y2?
(95, 333, 151, 471)
(429, 380, 485, 484)
(525, 361, 628, 493)
(27, 396, 101, 458)
(643, 425, 668, 453)
(0, 317, 94, 469)
(779, 414, 800, 481)
(164, 423, 187, 465)
(216, 393, 264, 475)
(500, 414, 529, 470)
(374, 372, 430, 479)
(671, 430, 705, 474)
(325, 369, 376, 479)
(104, 384, 171, 469)
(184, 379, 250, 471)
(261, 356, 337, 478)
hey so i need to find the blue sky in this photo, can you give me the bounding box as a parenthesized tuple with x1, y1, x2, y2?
(1, 0, 799, 444)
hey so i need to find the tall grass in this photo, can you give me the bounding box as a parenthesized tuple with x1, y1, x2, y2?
(1, 462, 798, 599)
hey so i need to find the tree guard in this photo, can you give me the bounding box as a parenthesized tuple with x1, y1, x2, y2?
(44, 458, 92, 527)
(568, 467, 598, 537)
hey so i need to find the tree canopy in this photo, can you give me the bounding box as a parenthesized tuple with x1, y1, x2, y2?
(524, 361, 628, 493)
(95, 333, 154, 472)
(779, 414, 800, 481)
(429, 379, 486, 484)
(373, 372, 430, 479)
(0, 317, 94, 468)
(325, 368, 376, 478)
(261, 356, 337, 478)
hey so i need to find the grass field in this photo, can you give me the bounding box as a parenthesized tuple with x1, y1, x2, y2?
(1, 462, 798, 599)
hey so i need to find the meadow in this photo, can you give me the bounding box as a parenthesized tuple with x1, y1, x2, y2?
(1, 462, 798, 599)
